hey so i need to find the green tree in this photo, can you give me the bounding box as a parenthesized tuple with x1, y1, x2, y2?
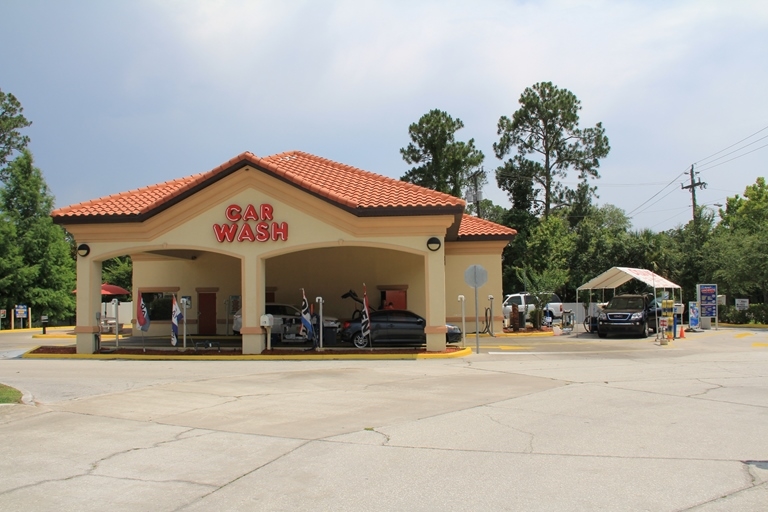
(465, 199, 507, 224)
(102, 256, 133, 292)
(0, 89, 32, 179)
(400, 109, 485, 198)
(0, 150, 75, 322)
(494, 82, 610, 218)
(704, 178, 768, 303)
(516, 266, 568, 328)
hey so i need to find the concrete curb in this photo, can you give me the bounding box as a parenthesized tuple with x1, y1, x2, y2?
(21, 346, 473, 361)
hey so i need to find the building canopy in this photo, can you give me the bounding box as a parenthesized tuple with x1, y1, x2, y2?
(577, 267, 680, 291)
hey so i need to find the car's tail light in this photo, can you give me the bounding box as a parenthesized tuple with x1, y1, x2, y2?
(342, 321, 350, 330)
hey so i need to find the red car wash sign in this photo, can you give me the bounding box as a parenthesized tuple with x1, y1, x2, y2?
(213, 204, 288, 243)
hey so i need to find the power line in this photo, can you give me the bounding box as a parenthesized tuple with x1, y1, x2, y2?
(695, 123, 768, 166)
(624, 170, 687, 217)
(695, 133, 768, 167)
(697, 141, 768, 172)
(627, 185, 682, 218)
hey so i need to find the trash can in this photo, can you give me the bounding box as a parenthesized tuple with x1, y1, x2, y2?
(323, 326, 337, 345)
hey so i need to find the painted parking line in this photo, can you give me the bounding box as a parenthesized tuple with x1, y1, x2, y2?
(753, 342, 768, 348)
(735, 333, 754, 338)
(488, 348, 684, 355)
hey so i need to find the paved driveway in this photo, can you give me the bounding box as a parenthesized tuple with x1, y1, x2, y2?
(1, 328, 767, 511)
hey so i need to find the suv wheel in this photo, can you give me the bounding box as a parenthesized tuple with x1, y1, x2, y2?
(598, 330, 607, 339)
(352, 331, 368, 349)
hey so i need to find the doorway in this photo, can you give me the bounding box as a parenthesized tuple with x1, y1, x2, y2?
(198, 292, 217, 335)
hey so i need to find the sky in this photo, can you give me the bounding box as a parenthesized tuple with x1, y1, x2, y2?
(2, 0, 767, 232)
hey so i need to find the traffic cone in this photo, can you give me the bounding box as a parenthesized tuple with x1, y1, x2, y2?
(679, 325, 685, 338)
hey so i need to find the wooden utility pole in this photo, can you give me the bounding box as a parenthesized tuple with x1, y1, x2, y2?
(681, 164, 707, 222)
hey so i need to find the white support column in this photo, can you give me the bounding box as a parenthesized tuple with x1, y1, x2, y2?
(241, 255, 266, 354)
(74, 257, 103, 354)
(425, 248, 447, 352)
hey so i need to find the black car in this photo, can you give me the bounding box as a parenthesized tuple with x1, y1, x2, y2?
(340, 309, 462, 348)
(597, 294, 659, 338)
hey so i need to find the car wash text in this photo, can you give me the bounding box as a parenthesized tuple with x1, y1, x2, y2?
(212, 204, 288, 243)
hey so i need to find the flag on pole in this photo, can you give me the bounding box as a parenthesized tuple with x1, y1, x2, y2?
(361, 283, 371, 343)
(136, 296, 150, 332)
(299, 288, 314, 341)
(171, 295, 183, 346)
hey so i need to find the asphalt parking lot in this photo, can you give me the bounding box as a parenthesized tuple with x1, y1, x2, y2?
(1, 327, 767, 511)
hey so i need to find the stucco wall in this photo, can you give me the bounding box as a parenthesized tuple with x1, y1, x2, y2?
(132, 251, 242, 335)
(266, 246, 424, 320)
(445, 242, 506, 334)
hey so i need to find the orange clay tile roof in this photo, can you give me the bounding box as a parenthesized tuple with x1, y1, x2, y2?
(456, 214, 517, 240)
(51, 151, 515, 241)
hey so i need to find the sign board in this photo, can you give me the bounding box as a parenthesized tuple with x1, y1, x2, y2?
(689, 301, 700, 330)
(0, 309, 5, 319)
(735, 298, 749, 311)
(698, 284, 718, 318)
(464, 265, 488, 288)
(15, 305, 28, 318)
(229, 295, 241, 315)
(659, 317, 668, 329)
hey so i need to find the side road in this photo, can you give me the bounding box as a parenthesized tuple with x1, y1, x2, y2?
(1, 328, 767, 511)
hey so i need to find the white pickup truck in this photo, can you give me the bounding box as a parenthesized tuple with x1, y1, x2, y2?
(502, 292, 563, 322)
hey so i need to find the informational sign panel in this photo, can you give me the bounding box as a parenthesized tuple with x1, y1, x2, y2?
(15, 305, 28, 318)
(735, 298, 749, 311)
(698, 284, 718, 318)
(229, 295, 241, 315)
(689, 301, 700, 330)
(0, 309, 6, 319)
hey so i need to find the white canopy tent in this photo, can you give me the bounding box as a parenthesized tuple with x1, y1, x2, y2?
(577, 267, 681, 335)
(578, 267, 680, 292)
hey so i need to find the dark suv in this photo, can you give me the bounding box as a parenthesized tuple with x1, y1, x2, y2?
(597, 294, 659, 338)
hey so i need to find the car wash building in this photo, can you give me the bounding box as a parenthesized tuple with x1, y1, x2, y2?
(52, 151, 516, 354)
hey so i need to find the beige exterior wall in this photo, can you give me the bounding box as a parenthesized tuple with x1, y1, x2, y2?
(66, 166, 510, 354)
(131, 251, 241, 336)
(445, 241, 507, 335)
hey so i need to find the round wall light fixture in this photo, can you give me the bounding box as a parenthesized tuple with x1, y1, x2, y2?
(76, 244, 90, 257)
(426, 237, 442, 252)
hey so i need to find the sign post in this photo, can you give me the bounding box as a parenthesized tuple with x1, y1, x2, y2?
(464, 265, 488, 354)
(15, 305, 28, 330)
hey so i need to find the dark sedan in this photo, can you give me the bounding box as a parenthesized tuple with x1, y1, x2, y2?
(340, 310, 462, 348)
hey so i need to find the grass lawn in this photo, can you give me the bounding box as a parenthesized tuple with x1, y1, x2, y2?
(0, 383, 22, 404)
